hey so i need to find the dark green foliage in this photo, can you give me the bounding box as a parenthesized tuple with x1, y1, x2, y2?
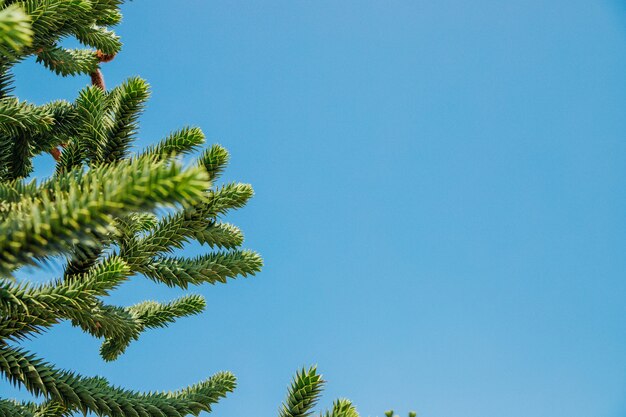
(0, 2, 379, 417)
(0, 344, 235, 417)
(0, 2, 261, 416)
(279, 367, 325, 417)
(278, 367, 367, 417)
(385, 410, 418, 417)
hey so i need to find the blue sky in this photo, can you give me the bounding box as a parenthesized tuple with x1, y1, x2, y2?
(3, 1, 626, 416)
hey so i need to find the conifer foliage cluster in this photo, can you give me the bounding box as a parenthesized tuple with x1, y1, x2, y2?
(0, 1, 376, 417)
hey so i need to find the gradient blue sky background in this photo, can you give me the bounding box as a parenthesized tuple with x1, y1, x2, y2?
(3, 1, 626, 416)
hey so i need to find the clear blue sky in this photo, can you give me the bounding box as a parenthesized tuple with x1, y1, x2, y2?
(4, 1, 626, 416)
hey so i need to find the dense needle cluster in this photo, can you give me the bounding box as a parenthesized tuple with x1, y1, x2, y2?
(0, 2, 396, 417)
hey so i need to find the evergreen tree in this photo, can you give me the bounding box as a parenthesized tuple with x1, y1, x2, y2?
(0, 2, 372, 417)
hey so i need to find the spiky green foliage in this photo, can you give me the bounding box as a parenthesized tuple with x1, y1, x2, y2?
(0, 2, 262, 416)
(279, 367, 325, 417)
(0, 4, 32, 57)
(385, 410, 417, 417)
(323, 400, 360, 417)
(0, 3, 376, 417)
(277, 367, 366, 417)
(276, 368, 413, 417)
(0, 344, 236, 417)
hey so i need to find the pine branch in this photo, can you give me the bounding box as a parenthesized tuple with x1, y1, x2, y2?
(29, 100, 78, 154)
(63, 244, 104, 279)
(0, 4, 33, 57)
(0, 344, 236, 417)
(142, 127, 206, 160)
(0, 3, 270, 416)
(21, 0, 91, 44)
(119, 182, 253, 266)
(127, 294, 206, 329)
(139, 250, 263, 289)
(0, 178, 37, 204)
(194, 222, 244, 249)
(323, 400, 360, 417)
(35, 47, 99, 76)
(98, 76, 149, 162)
(115, 212, 158, 241)
(74, 24, 121, 55)
(199, 144, 230, 181)
(74, 84, 108, 160)
(0, 99, 77, 179)
(55, 139, 83, 175)
(0, 97, 53, 136)
(0, 257, 130, 340)
(0, 157, 210, 274)
(100, 294, 206, 361)
(204, 182, 255, 217)
(279, 367, 325, 417)
(15, 400, 73, 417)
(0, 61, 15, 99)
(0, 399, 34, 417)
